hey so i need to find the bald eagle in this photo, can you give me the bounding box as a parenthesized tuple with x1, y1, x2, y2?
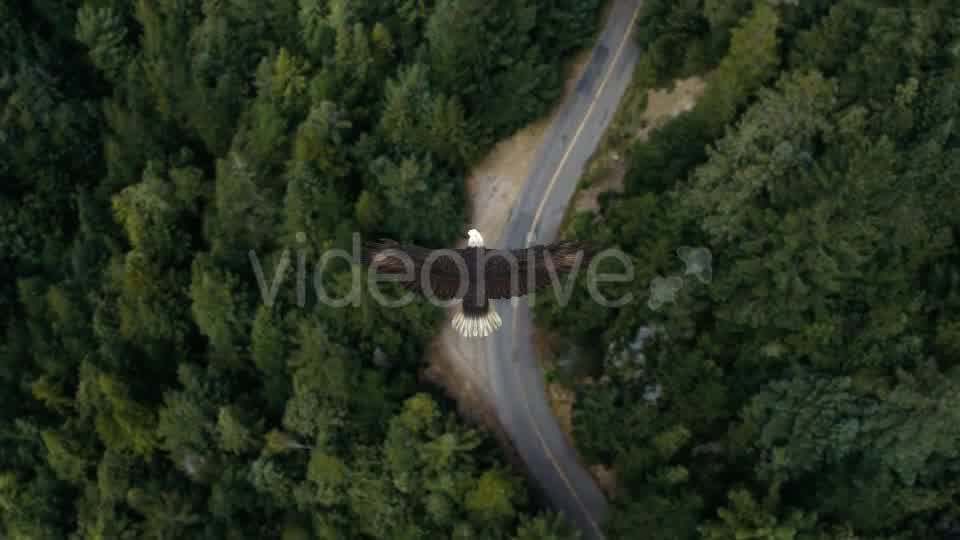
(361, 229, 591, 338)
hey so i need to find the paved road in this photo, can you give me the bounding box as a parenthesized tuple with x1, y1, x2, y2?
(483, 2, 642, 539)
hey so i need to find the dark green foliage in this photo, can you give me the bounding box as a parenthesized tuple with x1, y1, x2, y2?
(537, 0, 960, 538)
(625, 1, 782, 195)
(635, 0, 714, 82)
(425, 0, 601, 147)
(1, 0, 602, 537)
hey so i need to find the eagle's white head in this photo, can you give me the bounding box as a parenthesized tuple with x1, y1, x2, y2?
(467, 229, 484, 248)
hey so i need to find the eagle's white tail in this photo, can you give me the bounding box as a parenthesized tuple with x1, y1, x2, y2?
(452, 302, 502, 338)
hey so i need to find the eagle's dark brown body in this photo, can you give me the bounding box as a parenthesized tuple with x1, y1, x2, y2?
(361, 237, 590, 337)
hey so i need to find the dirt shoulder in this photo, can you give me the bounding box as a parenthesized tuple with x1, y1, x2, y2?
(466, 49, 596, 245)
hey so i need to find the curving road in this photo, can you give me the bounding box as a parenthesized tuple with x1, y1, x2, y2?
(483, 2, 642, 539)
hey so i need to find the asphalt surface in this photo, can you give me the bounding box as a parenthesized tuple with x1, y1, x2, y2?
(482, 2, 642, 539)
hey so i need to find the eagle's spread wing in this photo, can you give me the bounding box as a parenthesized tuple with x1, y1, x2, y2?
(362, 239, 467, 300)
(363, 239, 591, 301)
(482, 241, 591, 299)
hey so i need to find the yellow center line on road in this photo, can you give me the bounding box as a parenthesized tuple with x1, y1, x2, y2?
(526, 7, 640, 248)
(506, 5, 641, 539)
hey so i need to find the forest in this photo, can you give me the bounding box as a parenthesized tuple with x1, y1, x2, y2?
(535, 0, 960, 538)
(0, 0, 602, 538)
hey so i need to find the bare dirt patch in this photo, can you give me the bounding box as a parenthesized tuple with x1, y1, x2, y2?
(547, 382, 576, 445)
(590, 464, 618, 499)
(573, 76, 706, 214)
(573, 155, 628, 214)
(637, 77, 706, 138)
(423, 332, 497, 427)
